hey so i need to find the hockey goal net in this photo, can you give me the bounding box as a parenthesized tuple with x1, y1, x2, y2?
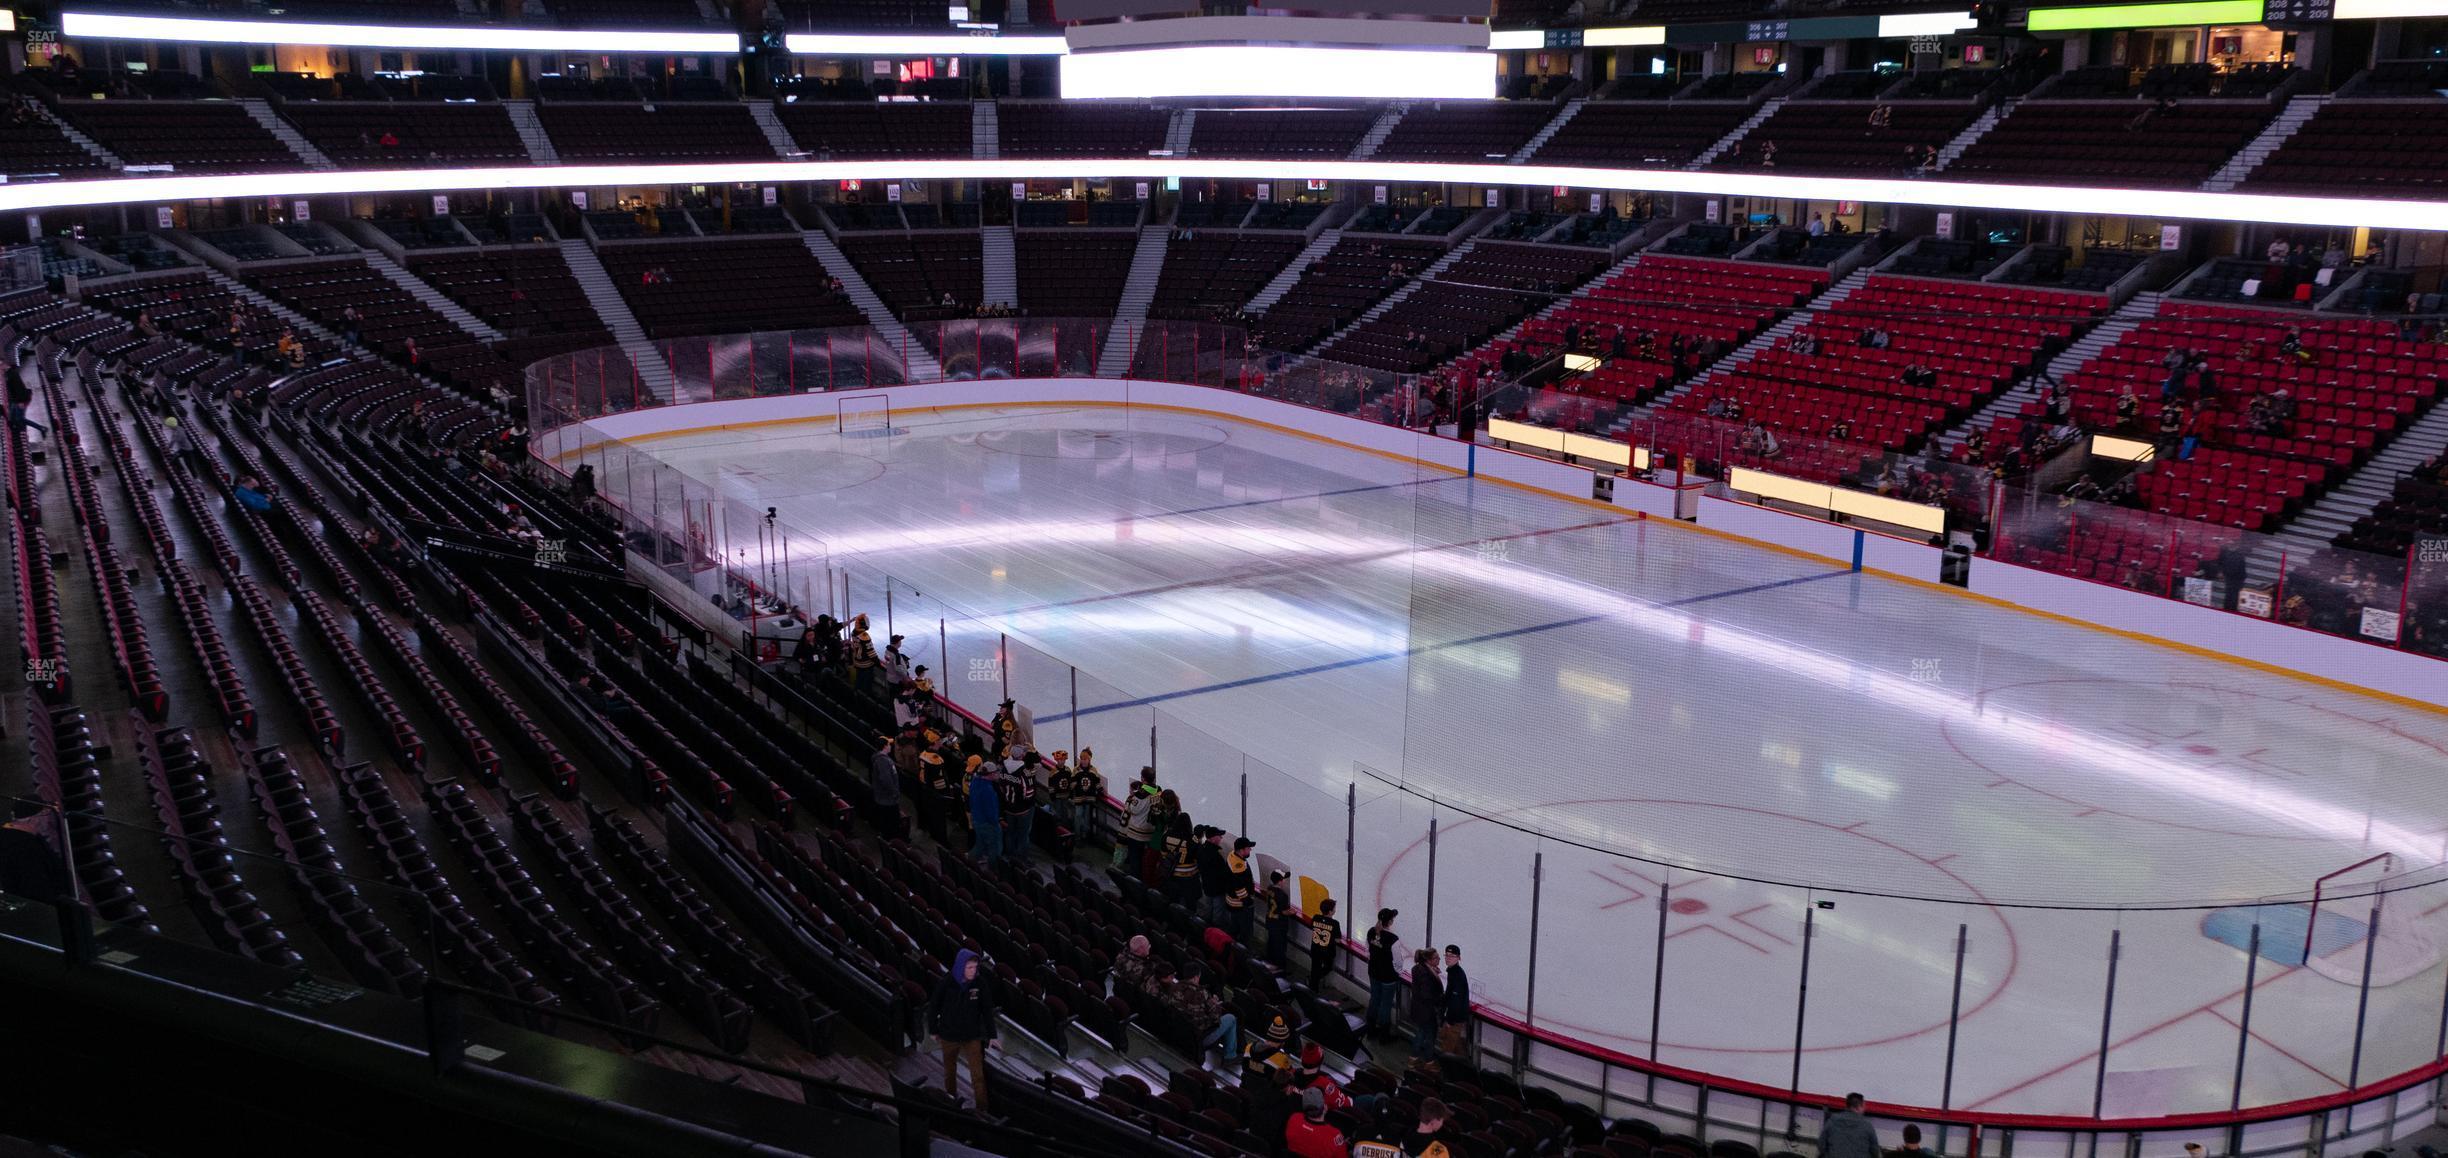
(837, 393, 891, 435)
(2302, 853, 2445, 987)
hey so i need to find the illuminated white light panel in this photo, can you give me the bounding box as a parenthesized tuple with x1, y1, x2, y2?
(1488, 29, 1547, 50)
(1581, 25, 1666, 46)
(1061, 45, 1497, 101)
(1, 159, 2444, 233)
(60, 11, 741, 52)
(2332, 0, 2448, 16)
(1876, 11, 1979, 35)
(784, 33, 1068, 56)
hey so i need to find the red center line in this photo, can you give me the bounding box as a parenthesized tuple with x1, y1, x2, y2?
(2204, 1007, 2347, 1091)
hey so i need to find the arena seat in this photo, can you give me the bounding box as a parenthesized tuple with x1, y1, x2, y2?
(1713, 101, 1978, 175)
(1186, 107, 1376, 159)
(1944, 100, 2276, 188)
(1316, 243, 1608, 373)
(775, 100, 973, 158)
(56, 100, 300, 172)
(835, 232, 984, 322)
(1370, 101, 1556, 162)
(1250, 236, 1446, 352)
(2240, 100, 2448, 196)
(536, 102, 778, 162)
(998, 102, 1171, 158)
(278, 101, 529, 168)
(595, 238, 866, 338)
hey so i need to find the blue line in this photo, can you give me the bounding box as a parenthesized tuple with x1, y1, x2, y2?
(1038, 567, 1849, 723)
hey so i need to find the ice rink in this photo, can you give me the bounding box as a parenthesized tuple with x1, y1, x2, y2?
(635, 400, 2448, 1117)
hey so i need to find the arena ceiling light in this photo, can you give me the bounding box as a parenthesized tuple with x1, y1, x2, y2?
(2, 158, 2444, 233)
(783, 33, 1068, 56)
(1487, 29, 1547, 49)
(1581, 25, 1667, 46)
(1062, 45, 1496, 101)
(2332, 0, 2448, 16)
(2025, 0, 2264, 32)
(1876, 11, 1979, 36)
(59, 11, 743, 53)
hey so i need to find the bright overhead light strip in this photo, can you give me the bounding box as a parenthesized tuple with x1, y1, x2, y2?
(784, 33, 1068, 56)
(2332, 0, 2448, 16)
(60, 10, 742, 52)
(1061, 45, 1495, 101)
(1582, 25, 1667, 46)
(0, 158, 2442, 232)
(1488, 29, 1546, 50)
(1876, 11, 1979, 36)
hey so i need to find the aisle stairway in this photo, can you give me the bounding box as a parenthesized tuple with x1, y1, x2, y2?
(980, 226, 1018, 312)
(240, 99, 334, 169)
(359, 249, 504, 342)
(1931, 290, 2161, 455)
(1244, 229, 1343, 313)
(557, 238, 680, 400)
(1611, 267, 1872, 432)
(1094, 224, 1173, 376)
(798, 230, 947, 382)
(503, 100, 561, 165)
(2203, 94, 2329, 192)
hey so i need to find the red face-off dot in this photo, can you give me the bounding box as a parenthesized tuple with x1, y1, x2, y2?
(1671, 898, 1709, 915)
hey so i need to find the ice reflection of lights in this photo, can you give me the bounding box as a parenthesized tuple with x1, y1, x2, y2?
(638, 445, 2438, 874)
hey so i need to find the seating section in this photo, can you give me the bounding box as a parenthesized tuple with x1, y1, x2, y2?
(1187, 108, 1375, 159)
(279, 101, 529, 167)
(836, 233, 983, 322)
(1147, 233, 1308, 322)
(245, 258, 521, 392)
(998, 102, 1171, 158)
(2241, 101, 2448, 196)
(1017, 200, 1143, 228)
(1251, 237, 1445, 352)
(1472, 256, 1824, 422)
(0, 110, 109, 177)
(1016, 233, 1137, 319)
(595, 239, 865, 338)
(58, 101, 300, 172)
(775, 0, 954, 26)
(1661, 277, 2101, 480)
(1371, 101, 1556, 161)
(1317, 243, 1608, 373)
(2336, 458, 2448, 558)
(2000, 246, 2147, 293)
(537, 103, 777, 162)
(1713, 102, 1977, 174)
(1945, 101, 2276, 187)
(407, 248, 615, 365)
(775, 100, 972, 158)
(1886, 239, 2013, 281)
(2057, 305, 2444, 531)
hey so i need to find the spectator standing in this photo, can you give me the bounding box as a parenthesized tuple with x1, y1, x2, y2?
(1067, 749, 1104, 842)
(1224, 838, 1258, 942)
(929, 950, 998, 1115)
(1162, 816, 1201, 908)
(1117, 774, 1157, 870)
(967, 759, 1003, 862)
(916, 751, 951, 840)
(1308, 898, 1342, 992)
(1197, 827, 1233, 927)
(868, 735, 904, 837)
(1262, 870, 1295, 968)
(1819, 1093, 1880, 1158)
(999, 750, 1039, 863)
(1439, 945, 1470, 1056)
(1407, 948, 1445, 1054)
(1366, 908, 1404, 1039)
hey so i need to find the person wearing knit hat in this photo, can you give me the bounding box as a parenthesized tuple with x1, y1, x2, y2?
(1282, 1086, 1346, 1158)
(1262, 869, 1295, 968)
(997, 748, 1038, 865)
(1242, 1048, 1302, 1151)
(1223, 838, 1257, 943)
(929, 949, 998, 1115)
(846, 621, 880, 694)
(916, 750, 951, 841)
(1067, 748, 1104, 844)
(966, 756, 1002, 863)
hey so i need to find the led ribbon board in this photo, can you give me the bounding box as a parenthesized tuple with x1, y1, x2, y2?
(1060, 44, 1497, 101)
(2026, 0, 2265, 32)
(0, 159, 2442, 233)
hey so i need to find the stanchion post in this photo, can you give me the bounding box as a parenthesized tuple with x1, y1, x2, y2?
(2092, 929, 2122, 1121)
(2231, 920, 2260, 1112)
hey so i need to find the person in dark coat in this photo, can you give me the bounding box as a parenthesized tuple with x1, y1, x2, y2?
(1439, 945, 1470, 1056)
(1820, 1092, 1880, 1158)
(1406, 947, 1444, 1055)
(1366, 907, 1402, 1039)
(967, 761, 1002, 862)
(1195, 826, 1232, 927)
(868, 734, 904, 837)
(931, 949, 998, 1114)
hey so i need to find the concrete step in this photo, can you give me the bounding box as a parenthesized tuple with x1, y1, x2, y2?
(980, 226, 1017, 313)
(358, 248, 502, 342)
(747, 100, 803, 159)
(503, 100, 561, 165)
(1246, 230, 1344, 313)
(1096, 224, 1175, 376)
(799, 230, 945, 381)
(240, 99, 333, 169)
(972, 101, 999, 160)
(557, 238, 678, 399)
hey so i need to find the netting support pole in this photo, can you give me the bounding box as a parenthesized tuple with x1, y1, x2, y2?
(999, 632, 1009, 702)
(1785, 905, 1816, 1140)
(2350, 897, 2382, 1089)
(2231, 920, 2260, 1113)
(1069, 668, 1079, 761)
(1238, 771, 1247, 840)
(2091, 929, 2121, 1123)
(885, 586, 894, 639)
(1943, 923, 1967, 1112)
(938, 619, 948, 706)
(1648, 880, 1668, 1102)
(1343, 783, 1356, 945)
(1423, 815, 1438, 949)
(1523, 850, 1544, 1052)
